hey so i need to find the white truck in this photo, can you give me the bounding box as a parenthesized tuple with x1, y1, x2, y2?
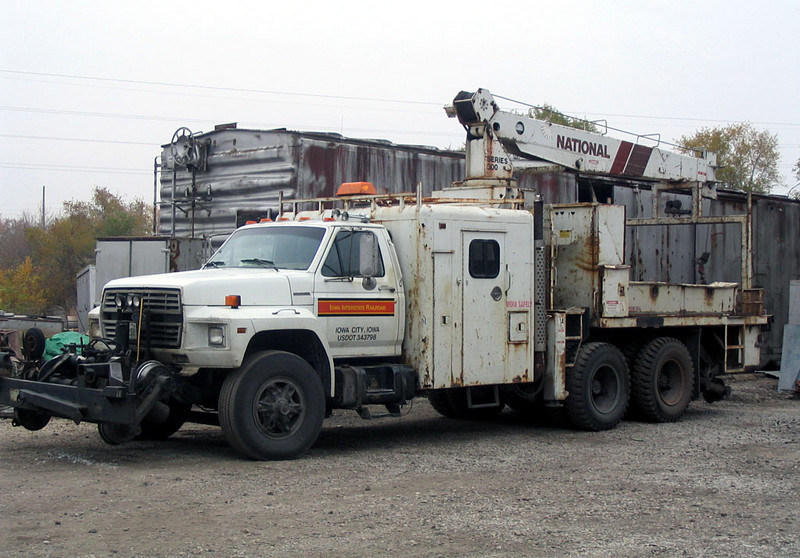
(0, 89, 767, 460)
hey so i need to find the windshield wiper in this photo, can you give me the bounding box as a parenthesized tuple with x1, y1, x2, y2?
(204, 260, 226, 268)
(240, 258, 279, 270)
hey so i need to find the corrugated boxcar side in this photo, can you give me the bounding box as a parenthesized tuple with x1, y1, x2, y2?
(159, 129, 464, 238)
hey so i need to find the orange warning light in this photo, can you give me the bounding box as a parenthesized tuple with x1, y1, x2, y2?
(336, 182, 377, 196)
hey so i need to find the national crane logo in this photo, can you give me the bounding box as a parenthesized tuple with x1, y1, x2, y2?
(556, 135, 611, 159)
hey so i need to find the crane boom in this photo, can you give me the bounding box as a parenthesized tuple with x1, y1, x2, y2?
(447, 89, 717, 184)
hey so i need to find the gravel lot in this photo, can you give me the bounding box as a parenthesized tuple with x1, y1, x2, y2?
(1, 373, 798, 558)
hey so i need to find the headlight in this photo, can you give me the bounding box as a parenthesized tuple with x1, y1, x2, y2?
(208, 326, 225, 347)
(88, 319, 101, 339)
(114, 294, 125, 309)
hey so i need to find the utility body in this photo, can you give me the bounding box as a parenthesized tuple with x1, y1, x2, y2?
(0, 89, 767, 459)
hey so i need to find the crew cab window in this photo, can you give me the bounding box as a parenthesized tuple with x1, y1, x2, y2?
(322, 230, 385, 277)
(468, 239, 500, 278)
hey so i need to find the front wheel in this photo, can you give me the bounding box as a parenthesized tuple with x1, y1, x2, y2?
(565, 342, 629, 431)
(218, 351, 325, 460)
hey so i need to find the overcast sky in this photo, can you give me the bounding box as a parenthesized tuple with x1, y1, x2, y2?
(1, 0, 798, 220)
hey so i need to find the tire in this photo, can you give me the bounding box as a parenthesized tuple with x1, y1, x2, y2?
(631, 337, 694, 422)
(98, 422, 138, 445)
(13, 408, 51, 431)
(136, 401, 191, 441)
(218, 351, 325, 460)
(565, 342, 629, 431)
(503, 383, 544, 417)
(621, 338, 647, 420)
(22, 328, 46, 360)
(427, 390, 459, 418)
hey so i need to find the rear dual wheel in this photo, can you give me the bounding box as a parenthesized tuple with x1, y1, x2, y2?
(631, 337, 694, 422)
(565, 342, 629, 431)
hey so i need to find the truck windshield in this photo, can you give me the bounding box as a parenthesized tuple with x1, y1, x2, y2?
(205, 226, 326, 270)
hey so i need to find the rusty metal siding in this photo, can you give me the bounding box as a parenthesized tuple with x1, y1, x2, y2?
(752, 197, 800, 363)
(159, 130, 464, 238)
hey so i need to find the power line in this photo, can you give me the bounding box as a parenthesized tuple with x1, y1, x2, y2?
(0, 133, 153, 146)
(4, 68, 800, 131)
(0, 107, 462, 141)
(0, 162, 150, 175)
(493, 94, 800, 129)
(0, 69, 440, 107)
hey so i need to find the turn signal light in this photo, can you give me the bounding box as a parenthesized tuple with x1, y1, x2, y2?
(225, 295, 241, 309)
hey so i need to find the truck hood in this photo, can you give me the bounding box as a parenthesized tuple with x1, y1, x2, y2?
(104, 269, 298, 306)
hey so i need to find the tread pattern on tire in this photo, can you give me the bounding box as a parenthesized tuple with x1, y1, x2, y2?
(218, 350, 325, 460)
(631, 337, 694, 423)
(564, 342, 629, 431)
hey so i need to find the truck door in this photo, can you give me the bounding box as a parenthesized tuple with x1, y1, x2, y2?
(461, 231, 510, 385)
(314, 227, 402, 358)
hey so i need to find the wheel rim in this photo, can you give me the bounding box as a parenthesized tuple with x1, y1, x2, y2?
(657, 359, 685, 406)
(590, 364, 621, 414)
(252, 377, 306, 440)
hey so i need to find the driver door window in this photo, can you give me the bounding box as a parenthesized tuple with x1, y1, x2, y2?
(322, 230, 385, 277)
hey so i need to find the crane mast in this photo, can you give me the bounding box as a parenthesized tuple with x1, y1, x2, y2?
(447, 88, 717, 186)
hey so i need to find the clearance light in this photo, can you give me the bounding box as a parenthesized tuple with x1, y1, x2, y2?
(323, 217, 335, 222)
(260, 218, 273, 223)
(336, 182, 377, 196)
(298, 216, 311, 221)
(245, 220, 257, 225)
(277, 216, 290, 221)
(225, 295, 241, 309)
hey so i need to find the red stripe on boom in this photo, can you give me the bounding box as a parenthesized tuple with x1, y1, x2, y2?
(624, 144, 653, 176)
(610, 141, 633, 174)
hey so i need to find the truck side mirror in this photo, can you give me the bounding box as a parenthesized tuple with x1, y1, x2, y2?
(358, 233, 380, 277)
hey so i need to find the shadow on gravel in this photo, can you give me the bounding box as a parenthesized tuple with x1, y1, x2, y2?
(5, 399, 725, 463)
(310, 408, 576, 457)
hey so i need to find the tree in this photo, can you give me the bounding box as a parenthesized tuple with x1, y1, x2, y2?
(62, 187, 152, 238)
(26, 212, 97, 314)
(677, 123, 780, 193)
(0, 212, 37, 270)
(17, 187, 153, 316)
(0, 258, 47, 315)
(791, 158, 800, 200)
(532, 103, 600, 133)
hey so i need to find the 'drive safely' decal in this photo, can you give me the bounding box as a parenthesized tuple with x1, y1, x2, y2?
(317, 299, 395, 317)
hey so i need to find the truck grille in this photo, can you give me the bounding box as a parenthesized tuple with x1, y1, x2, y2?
(101, 288, 182, 348)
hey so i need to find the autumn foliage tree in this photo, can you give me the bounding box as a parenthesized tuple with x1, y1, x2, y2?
(677, 123, 780, 194)
(0, 187, 152, 317)
(0, 258, 48, 315)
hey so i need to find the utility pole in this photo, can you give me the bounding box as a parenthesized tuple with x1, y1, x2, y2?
(41, 186, 46, 229)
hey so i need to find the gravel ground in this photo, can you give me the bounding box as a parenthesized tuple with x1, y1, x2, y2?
(1, 373, 798, 558)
